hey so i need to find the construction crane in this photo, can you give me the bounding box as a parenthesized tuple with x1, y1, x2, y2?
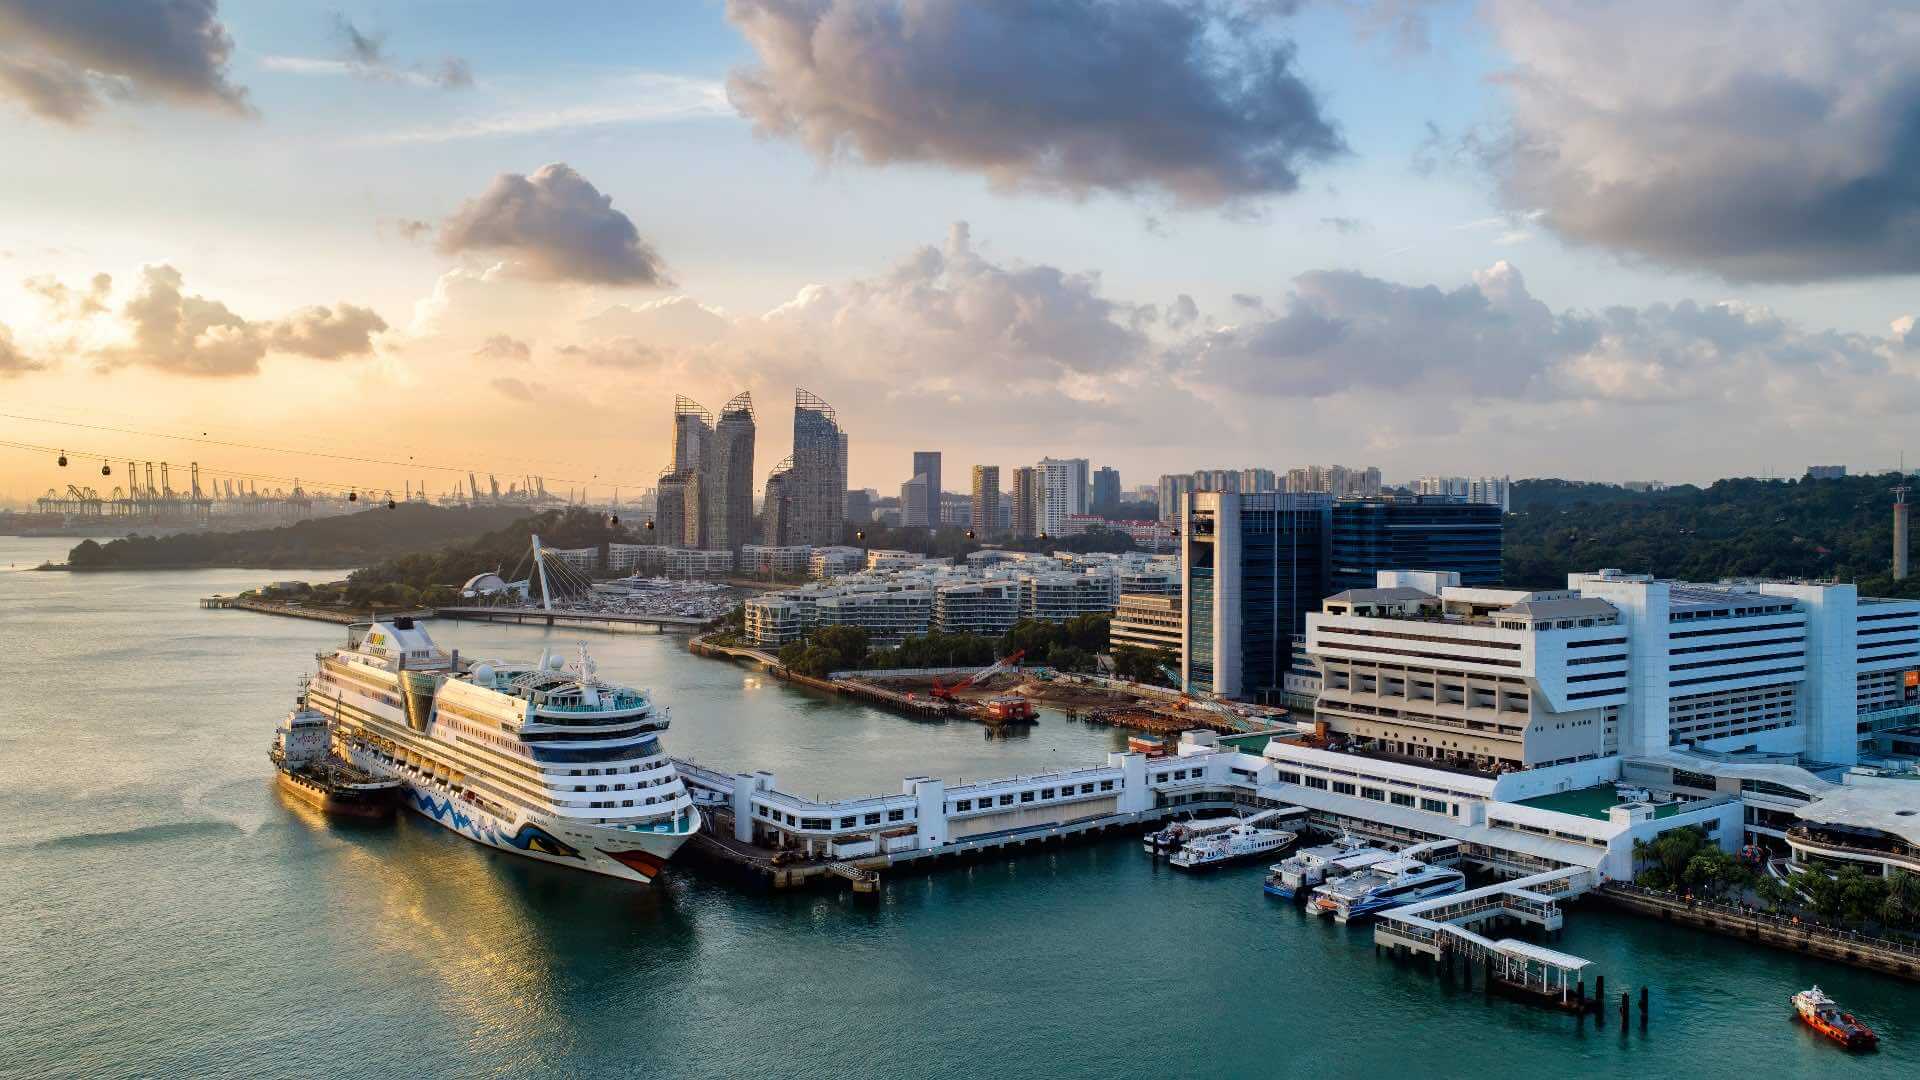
(931, 650, 1025, 701)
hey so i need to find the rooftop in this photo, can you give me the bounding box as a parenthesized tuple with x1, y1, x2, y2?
(1515, 784, 1684, 821)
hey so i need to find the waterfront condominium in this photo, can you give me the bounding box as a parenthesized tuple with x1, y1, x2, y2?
(1179, 490, 1332, 699)
(1330, 495, 1503, 591)
(701, 392, 755, 554)
(971, 466, 1000, 536)
(786, 389, 846, 547)
(1038, 457, 1090, 537)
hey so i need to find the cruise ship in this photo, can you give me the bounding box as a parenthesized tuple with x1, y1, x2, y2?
(304, 618, 699, 883)
(1307, 857, 1467, 922)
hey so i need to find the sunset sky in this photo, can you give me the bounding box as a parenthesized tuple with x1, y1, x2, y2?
(4, 0, 1920, 505)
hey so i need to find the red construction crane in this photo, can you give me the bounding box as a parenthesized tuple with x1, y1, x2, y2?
(930, 649, 1025, 701)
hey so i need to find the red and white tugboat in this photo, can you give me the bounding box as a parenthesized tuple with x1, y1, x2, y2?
(1792, 986, 1878, 1050)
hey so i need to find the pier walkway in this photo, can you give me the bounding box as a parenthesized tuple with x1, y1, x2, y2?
(1373, 866, 1598, 1004)
(1596, 882, 1920, 981)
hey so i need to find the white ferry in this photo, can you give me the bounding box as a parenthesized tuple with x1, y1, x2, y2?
(304, 618, 699, 883)
(1264, 836, 1390, 899)
(1144, 808, 1295, 854)
(1168, 821, 1296, 870)
(1307, 857, 1467, 922)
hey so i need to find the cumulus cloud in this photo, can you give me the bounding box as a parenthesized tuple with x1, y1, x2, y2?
(0, 322, 45, 376)
(473, 334, 531, 363)
(267, 303, 388, 358)
(438, 164, 670, 285)
(1170, 259, 1920, 431)
(0, 0, 248, 123)
(1483, 0, 1920, 281)
(92, 264, 387, 376)
(724, 0, 1343, 206)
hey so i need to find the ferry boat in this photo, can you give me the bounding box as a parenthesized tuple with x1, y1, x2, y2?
(304, 618, 699, 883)
(1307, 856, 1467, 922)
(269, 699, 401, 819)
(1168, 822, 1296, 870)
(1144, 808, 1291, 854)
(1264, 836, 1390, 899)
(1792, 987, 1878, 1050)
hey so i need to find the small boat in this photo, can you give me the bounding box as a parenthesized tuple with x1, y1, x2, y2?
(1168, 822, 1296, 870)
(1308, 857, 1467, 922)
(1264, 836, 1389, 899)
(1792, 987, 1877, 1050)
(1144, 809, 1289, 854)
(270, 700, 402, 819)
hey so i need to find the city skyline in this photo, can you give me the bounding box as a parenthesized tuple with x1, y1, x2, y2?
(5, 3, 1920, 497)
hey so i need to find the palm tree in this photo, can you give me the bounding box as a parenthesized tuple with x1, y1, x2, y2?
(1882, 870, 1920, 930)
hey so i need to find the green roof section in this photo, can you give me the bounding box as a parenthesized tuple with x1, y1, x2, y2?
(1515, 784, 1687, 821)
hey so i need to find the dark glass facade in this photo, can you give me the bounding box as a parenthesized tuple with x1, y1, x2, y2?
(1184, 492, 1329, 697)
(1330, 497, 1503, 591)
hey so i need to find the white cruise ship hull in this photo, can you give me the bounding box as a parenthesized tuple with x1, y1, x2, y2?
(346, 743, 697, 883)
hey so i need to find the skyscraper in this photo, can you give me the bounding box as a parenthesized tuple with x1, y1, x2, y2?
(1092, 466, 1120, 514)
(1157, 473, 1194, 523)
(1180, 490, 1331, 699)
(900, 474, 931, 529)
(1037, 457, 1089, 537)
(667, 396, 712, 548)
(1010, 466, 1039, 538)
(787, 388, 846, 546)
(761, 456, 792, 545)
(702, 391, 755, 553)
(971, 465, 1000, 536)
(912, 452, 942, 526)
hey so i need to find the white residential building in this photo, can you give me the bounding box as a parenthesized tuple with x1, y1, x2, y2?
(1037, 457, 1090, 537)
(739, 545, 813, 578)
(933, 580, 1024, 636)
(808, 545, 866, 579)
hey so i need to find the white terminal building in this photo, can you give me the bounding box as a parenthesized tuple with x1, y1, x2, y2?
(1272, 567, 1920, 880)
(741, 550, 1175, 648)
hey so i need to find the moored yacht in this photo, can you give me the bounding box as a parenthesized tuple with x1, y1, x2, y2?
(304, 618, 699, 883)
(1307, 857, 1467, 922)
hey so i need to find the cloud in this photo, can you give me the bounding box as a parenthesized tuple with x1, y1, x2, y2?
(24, 272, 111, 317)
(0, 0, 248, 123)
(1482, 0, 1920, 281)
(356, 73, 727, 144)
(315, 15, 473, 91)
(489, 376, 538, 401)
(0, 322, 45, 377)
(437, 163, 671, 286)
(1169, 259, 1920, 428)
(267, 303, 388, 358)
(724, 0, 1344, 207)
(92, 264, 387, 376)
(473, 334, 531, 363)
(555, 338, 667, 370)
(1320, 216, 1368, 235)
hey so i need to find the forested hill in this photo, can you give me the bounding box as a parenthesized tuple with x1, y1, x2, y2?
(1505, 476, 1919, 597)
(65, 504, 529, 570)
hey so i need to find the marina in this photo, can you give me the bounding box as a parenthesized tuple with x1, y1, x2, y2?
(4, 544, 1918, 1079)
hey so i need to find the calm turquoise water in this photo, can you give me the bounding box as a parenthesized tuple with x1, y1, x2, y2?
(3, 535, 1916, 1079)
